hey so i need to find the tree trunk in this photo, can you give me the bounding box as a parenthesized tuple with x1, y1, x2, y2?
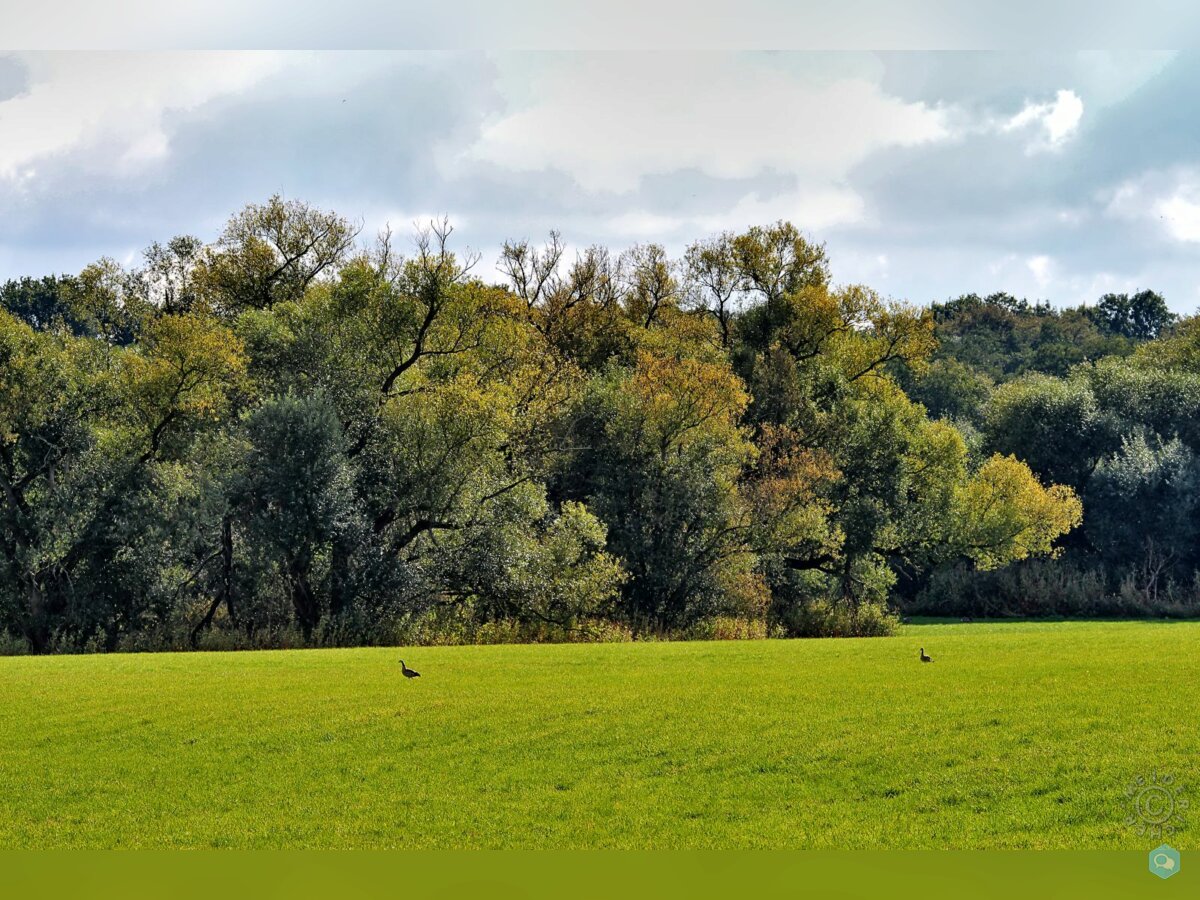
(285, 554, 320, 641)
(189, 516, 238, 648)
(220, 515, 236, 627)
(24, 574, 49, 654)
(329, 538, 350, 620)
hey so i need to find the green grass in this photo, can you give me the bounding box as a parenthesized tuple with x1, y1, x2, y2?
(0, 621, 1196, 849)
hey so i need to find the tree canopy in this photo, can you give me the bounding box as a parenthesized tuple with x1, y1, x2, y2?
(0, 199, 1101, 651)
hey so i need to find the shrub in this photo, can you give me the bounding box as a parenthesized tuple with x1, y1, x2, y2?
(779, 599, 897, 638)
(0, 630, 30, 656)
(684, 616, 771, 641)
(909, 558, 1200, 619)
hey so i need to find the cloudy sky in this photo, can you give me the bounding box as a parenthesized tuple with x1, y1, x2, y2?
(1, 49, 1198, 309)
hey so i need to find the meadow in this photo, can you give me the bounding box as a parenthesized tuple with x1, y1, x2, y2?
(0, 620, 1195, 849)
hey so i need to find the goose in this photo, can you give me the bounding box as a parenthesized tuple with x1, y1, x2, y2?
(399, 660, 421, 678)
(920, 648, 933, 663)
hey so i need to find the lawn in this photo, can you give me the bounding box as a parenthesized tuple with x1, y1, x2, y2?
(0, 620, 1195, 849)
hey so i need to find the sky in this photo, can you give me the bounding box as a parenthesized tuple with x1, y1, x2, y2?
(1, 49, 1199, 310)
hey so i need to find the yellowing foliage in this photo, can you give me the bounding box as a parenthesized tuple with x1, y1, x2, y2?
(615, 348, 751, 462)
(955, 454, 1083, 570)
(117, 313, 247, 459)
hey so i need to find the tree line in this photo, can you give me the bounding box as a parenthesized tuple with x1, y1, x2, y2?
(0, 197, 1117, 652)
(901, 289, 1200, 617)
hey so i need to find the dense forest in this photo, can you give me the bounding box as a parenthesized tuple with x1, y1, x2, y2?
(2, 196, 1193, 653)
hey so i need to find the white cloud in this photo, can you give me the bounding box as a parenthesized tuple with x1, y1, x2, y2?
(464, 54, 950, 196)
(696, 185, 866, 233)
(1157, 193, 1200, 243)
(364, 207, 473, 241)
(1003, 89, 1083, 151)
(509, 185, 865, 251)
(1027, 254, 1054, 287)
(976, 250, 1143, 307)
(1104, 167, 1200, 243)
(0, 52, 288, 181)
(0, 50, 1193, 314)
(1104, 180, 1141, 216)
(603, 211, 687, 239)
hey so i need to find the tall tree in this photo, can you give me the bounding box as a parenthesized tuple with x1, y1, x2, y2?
(195, 196, 359, 314)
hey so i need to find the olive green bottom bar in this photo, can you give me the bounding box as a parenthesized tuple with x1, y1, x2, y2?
(3, 850, 1187, 899)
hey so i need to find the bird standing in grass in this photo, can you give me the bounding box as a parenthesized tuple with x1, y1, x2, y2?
(920, 648, 933, 663)
(399, 660, 421, 678)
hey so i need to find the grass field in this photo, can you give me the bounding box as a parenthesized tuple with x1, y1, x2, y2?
(0, 620, 1196, 849)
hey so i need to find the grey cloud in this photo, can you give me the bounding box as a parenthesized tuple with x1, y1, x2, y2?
(1, 50, 1198, 314)
(0, 54, 809, 277)
(821, 52, 1200, 308)
(0, 55, 504, 269)
(0, 55, 30, 102)
(1069, 53, 1200, 185)
(635, 168, 797, 217)
(877, 51, 1171, 113)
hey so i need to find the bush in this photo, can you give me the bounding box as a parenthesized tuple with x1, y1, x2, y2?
(765, 563, 898, 637)
(471, 618, 634, 645)
(112, 621, 312, 653)
(909, 558, 1200, 618)
(683, 616, 773, 641)
(384, 606, 636, 646)
(778, 599, 897, 638)
(0, 630, 30, 656)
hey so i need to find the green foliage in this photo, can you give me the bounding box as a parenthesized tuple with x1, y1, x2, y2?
(0, 265, 153, 345)
(1095, 289, 1176, 340)
(235, 392, 359, 638)
(0, 202, 1091, 650)
(912, 557, 1200, 619)
(0, 275, 79, 332)
(564, 349, 760, 627)
(967, 327, 1200, 604)
(194, 195, 358, 313)
(1135, 314, 1200, 371)
(443, 495, 626, 629)
(1081, 357, 1200, 451)
(952, 454, 1082, 570)
(982, 374, 1117, 490)
(1085, 435, 1200, 581)
(929, 292, 1136, 381)
(902, 357, 993, 422)
(774, 593, 897, 638)
(116, 312, 247, 461)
